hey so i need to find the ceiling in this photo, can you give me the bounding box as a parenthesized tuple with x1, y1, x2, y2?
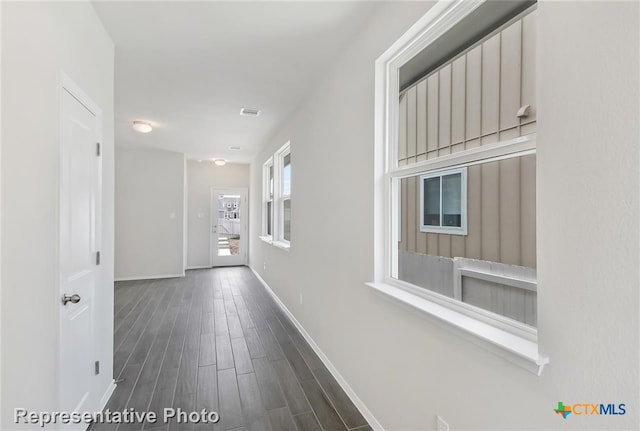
(93, 1, 381, 163)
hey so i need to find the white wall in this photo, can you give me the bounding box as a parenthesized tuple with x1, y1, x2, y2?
(187, 161, 249, 268)
(115, 146, 185, 280)
(1, 1, 114, 428)
(536, 1, 639, 427)
(0, 1, 4, 425)
(249, 1, 639, 430)
(0, 2, 3, 424)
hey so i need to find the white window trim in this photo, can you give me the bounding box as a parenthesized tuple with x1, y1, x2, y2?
(261, 142, 291, 251)
(371, 0, 548, 375)
(419, 167, 467, 235)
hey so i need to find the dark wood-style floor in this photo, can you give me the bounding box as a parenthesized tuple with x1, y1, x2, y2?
(93, 267, 371, 431)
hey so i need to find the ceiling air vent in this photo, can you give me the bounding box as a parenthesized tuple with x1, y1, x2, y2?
(240, 107, 261, 117)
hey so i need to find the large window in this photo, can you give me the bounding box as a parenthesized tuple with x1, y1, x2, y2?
(372, 1, 547, 375)
(261, 142, 291, 250)
(277, 144, 291, 244)
(262, 158, 274, 238)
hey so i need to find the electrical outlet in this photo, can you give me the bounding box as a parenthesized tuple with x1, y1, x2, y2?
(263, 262, 266, 270)
(299, 293, 303, 305)
(436, 416, 449, 431)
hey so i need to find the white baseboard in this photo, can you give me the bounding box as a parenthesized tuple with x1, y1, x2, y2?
(114, 273, 185, 282)
(99, 379, 116, 410)
(186, 265, 212, 270)
(249, 266, 383, 431)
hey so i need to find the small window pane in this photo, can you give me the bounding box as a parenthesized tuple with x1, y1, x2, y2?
(269, 165, 274, 198)
(442, 173, 462, 227)
(283, 199, 291, 241)
(283, 154, 291, 196)
(217, 195, 241, 256)
(267, 201, 272, 236)
(396, 157, 536, 325)
(423, 177, 440, 226)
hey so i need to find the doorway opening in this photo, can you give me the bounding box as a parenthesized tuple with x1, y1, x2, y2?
(210, 188, 248, 267)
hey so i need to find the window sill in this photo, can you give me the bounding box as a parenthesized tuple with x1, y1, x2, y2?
(259, 236, 290, 252)
(365, 281, 549, 376)
(419, 227, 468, 236)
(259, 235, 273, 244)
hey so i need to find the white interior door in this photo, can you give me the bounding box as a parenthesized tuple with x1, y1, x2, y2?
(59, 79, 102, 420)
(211, 188, 247, 267)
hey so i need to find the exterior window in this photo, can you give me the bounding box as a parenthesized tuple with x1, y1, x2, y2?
(282, 154, 291, 241)
(268, 164, 274, 236)
(389, 7, 539, 328)
(396, 155, 536, 324)
(372, 1, 548, 375)
(420, 168, 467, 234)
(276, 143, 291, 244)
(261, 142, 291, 250)
(262, 158, 274, 238)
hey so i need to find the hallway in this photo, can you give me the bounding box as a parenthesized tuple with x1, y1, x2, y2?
(96, 267, 370, 431)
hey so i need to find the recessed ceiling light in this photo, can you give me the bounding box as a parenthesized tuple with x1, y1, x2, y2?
(228, 146, 241, 151)
(239, 107, 261, 117)
(213, 159, 227, 166)
(132, 120, 152, 133)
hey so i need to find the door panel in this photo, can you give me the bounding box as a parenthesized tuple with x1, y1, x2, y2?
(59, 85, 101, 419)
(211, 189, 247, 267)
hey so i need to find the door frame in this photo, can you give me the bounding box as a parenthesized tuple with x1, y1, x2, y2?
(210, 187, 248, 267)
(58, 72, 103, 414)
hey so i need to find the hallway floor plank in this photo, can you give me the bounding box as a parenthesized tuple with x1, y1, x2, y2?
(93, 267, 369, 431)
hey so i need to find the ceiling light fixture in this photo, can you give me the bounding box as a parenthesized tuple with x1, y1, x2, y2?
(214, 159, 227, 166)
(132, 120, 153, 133)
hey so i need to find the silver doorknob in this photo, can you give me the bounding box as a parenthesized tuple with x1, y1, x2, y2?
(62, 294, 81, 305)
